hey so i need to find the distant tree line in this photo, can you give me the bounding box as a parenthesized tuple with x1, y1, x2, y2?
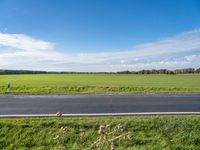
(0, 68, 199, 75)
(0, 70, 47, 75)
(117, 68, 200, 74)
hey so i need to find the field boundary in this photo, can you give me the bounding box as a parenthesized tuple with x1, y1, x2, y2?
(1, 112, 200, 118)
(1, 94, 200, 97)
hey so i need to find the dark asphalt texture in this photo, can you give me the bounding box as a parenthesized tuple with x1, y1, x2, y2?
(0, 94, 200, 115)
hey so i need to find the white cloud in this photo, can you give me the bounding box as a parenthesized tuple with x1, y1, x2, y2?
(0, 33, 53, 51)
(184, 55, 200, 62)
(0, 29, 200, 71)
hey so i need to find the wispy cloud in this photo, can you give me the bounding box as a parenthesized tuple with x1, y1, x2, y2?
(0, 33, 53, 51)
(0, 29, 200, 71)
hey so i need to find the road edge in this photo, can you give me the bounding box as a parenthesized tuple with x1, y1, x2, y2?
(1, 112, 200, 118)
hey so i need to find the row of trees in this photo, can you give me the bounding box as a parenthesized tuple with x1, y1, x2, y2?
(0, 68, 199, 75)
(117, 68, 200, 74)
(0, 70, 47, 74)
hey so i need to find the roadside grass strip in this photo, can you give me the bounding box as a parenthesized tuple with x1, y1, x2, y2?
(0, 116, 200, 149)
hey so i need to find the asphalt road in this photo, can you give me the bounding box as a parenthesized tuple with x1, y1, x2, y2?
(0, 94, 200, 115)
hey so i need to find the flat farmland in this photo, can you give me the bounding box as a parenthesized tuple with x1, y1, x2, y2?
(0, 74, 199, 94)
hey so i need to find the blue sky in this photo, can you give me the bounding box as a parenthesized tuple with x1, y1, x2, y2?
(0, 0, 200, 71)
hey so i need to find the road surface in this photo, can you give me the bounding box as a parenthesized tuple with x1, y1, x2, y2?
(0, 94, 200, 116)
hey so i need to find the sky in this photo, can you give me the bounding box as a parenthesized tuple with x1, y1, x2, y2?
(0, 0, 200, 72)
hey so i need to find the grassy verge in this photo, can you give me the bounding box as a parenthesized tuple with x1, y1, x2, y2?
(0, 74, 200, 94)
(0, 116, 200, 149)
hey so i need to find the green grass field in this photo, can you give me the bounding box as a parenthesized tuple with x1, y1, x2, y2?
(0, 116, 200, 149)
(0, 74, 200, 94)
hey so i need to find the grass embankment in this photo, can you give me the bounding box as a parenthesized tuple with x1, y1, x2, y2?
(0, 74, 200, 94)
(0, 116, 200, 149)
